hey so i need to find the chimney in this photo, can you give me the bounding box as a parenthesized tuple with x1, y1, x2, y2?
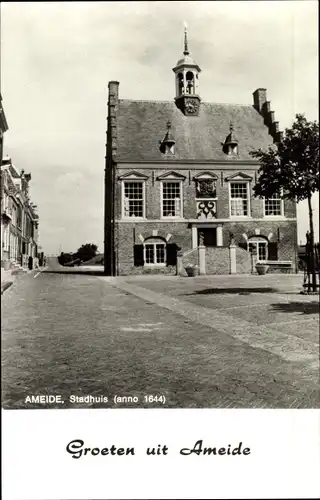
(107, 81, 119, 160)
(264, 109, 274, 128)
(253, 89, 283, 145)
(253, 88, 267, 113)
(108, 81, 119, 105)
(275, 131, 284, 143)
(268, 111, 275, 124)
(263, 101, 271, 114)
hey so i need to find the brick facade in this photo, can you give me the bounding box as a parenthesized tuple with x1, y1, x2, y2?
(104, 40, 298, 276)
(111, 166, 298, 275)
(235, 246, 252, 274)
(205, 247, 230, 274)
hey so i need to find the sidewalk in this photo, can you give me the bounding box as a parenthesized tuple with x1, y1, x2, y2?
(99, 275, 319, 367)
(1, 269, 15, 294)
(1, 266, 46, 294)
(2, 267, 319, 409)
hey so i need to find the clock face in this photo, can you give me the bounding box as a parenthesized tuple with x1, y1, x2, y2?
(185, 99, 199, 114)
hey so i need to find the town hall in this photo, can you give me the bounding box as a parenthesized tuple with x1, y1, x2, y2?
(104, 27, 298, 276)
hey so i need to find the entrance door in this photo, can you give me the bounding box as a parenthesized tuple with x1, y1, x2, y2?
(198, 228, 217, 247)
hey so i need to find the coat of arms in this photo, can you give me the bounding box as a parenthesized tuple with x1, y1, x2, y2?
(196, 179, 216, 198)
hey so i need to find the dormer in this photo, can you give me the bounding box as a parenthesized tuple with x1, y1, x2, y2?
(222, 123, 239, 155)
(159, 121, 175, 156)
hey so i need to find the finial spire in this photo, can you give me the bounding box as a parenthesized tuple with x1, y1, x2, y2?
(183, 21, 189, 55)
(230, 121, 234, 132)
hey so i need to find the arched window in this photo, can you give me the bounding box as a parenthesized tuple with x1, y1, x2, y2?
(248, 236, 269, 262)
(143, 237, 166, 266)
(186, 71, 195, 94)
(227, 144, 238, 155)
(178, 73, 184, 95)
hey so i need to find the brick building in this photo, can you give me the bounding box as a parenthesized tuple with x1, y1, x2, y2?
(1, 156, 39, 269)
(104, 29, 298, 276)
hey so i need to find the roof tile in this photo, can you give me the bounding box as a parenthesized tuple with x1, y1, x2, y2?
(116, 100, 274, 162)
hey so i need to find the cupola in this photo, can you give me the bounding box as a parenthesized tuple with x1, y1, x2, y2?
(172, 23, 201, 116)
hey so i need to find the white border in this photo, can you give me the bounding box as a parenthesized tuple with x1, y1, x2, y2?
(2, 409, 320, 500)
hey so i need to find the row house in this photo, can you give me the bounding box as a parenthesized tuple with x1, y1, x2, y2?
(1, 156, 39, 269)
(104, 28, 298, 276)
(0, 94, 8, 165)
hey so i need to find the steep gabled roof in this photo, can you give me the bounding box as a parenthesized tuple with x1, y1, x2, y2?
(116, 100, 275, 162)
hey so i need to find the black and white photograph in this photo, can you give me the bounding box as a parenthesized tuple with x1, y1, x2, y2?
(1, 0, 319, 410)
(1, 1, 319, 497)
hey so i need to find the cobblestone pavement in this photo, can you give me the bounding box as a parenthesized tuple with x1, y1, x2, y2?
(1, 268, 319, 409)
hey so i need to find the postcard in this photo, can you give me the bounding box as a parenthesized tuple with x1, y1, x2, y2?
(1, 1, 319, 499)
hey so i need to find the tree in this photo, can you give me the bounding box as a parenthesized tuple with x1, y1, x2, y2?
(76, 243, 98, 263)
(250, 114, 319, 291)
(58, 252, 74, 266)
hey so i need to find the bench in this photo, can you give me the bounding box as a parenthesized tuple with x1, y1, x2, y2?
(266, 261, 293, 274)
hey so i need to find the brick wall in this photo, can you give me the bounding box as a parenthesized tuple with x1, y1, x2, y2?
(236, 246, 252, 274)
(206, 246, 252, 275)
(109, 165, 298, 275)
(222, 220, 297, 263)
(205, 247, 230, 274)
(115, 166, 297, 221)
(114, 221, 191, 275)
(114, 218, 297, 275)
(182, 247, 199, 270)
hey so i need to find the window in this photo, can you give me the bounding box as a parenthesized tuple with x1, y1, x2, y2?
(264, 193, 282, 216)
(3, 226, 9, 251)
(227, 144, 238, 155)
(143, 238, 166, 266)
(186, 71, 195, 95)
(230, 182, 249, 216)
(162, 181, 182, 217)
(178, 73, 184, 95)
(248, 237, 268, 262)
(123, 181, 144, 218)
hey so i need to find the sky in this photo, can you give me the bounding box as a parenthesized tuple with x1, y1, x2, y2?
(1, 0, 319, 254)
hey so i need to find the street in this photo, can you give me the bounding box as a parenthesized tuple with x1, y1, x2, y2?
(1, 259, 319, 409)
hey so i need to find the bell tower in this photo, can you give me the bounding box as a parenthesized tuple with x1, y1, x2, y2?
(172, 24, 201, 116)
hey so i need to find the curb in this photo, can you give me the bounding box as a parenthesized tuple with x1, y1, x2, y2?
(1, 281, 13, 295)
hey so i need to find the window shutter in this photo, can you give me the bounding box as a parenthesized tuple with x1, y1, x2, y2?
(166, 243, 177, 266)
(268, 242, 278, 261)
(238, 242, 248, 251)
(133, 245, 144, 266)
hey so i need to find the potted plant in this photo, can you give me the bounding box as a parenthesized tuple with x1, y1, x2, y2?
(185, 263, 198, 277)
(255, 262, 269, 275)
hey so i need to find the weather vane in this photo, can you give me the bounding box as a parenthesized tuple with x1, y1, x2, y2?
(183, 21, 189, 55)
